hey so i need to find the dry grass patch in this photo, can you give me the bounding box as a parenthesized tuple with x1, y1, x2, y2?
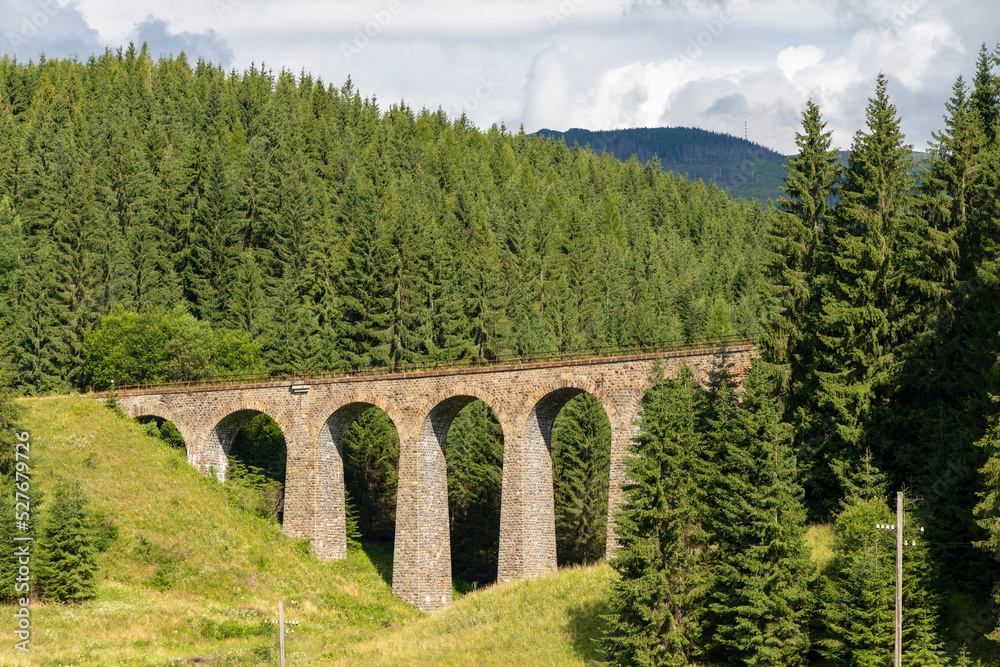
(806, 523, 835, 573)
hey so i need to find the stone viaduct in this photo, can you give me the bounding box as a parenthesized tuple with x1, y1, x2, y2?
(109, 342, 756, 611)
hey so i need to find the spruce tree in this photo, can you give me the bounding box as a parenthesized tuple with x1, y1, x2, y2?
(343, 409, 399, 541)
(445, 400, 504, 584)
(35, 481, 99, 603)
(0, 196, 23, 368)
(768, 99, 840, 389)
(0, 371, 23, 480)
(815, 454, 948, 666)
(813, 453, 895, 665)
(971, 44, 1000, 146)
(702, 362, 811, 666)
(464, 216, 511, 360)
(337, 171, 393, 369)
(798, 74, 920, 516)
(0, 487, 19, 602)
(385, 187, 435, 369)
(600, 366, 710, 666)
(898, 73, 995, 591)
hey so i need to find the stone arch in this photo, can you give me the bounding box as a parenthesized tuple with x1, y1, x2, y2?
(118, 398, 198, 459)
(199, 401, 294, 482)
(515, 377, 612, 439)
(329, 392, 406, 441)
(392, 386, 508, 611)
(420, 383, 510, 437)
(312, 398, 402, 561)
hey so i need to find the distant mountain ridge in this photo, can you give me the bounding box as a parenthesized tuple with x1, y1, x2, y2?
(536, 127, 789, 202)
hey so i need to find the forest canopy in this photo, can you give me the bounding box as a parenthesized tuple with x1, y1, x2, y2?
(0, 45, 770, 394)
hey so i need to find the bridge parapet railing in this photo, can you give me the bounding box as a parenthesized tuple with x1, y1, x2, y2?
(98, 335, 755, 395)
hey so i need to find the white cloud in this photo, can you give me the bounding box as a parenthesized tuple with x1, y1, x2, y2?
(1, 0, 996, 155)
(776, 44, 825, 80)
(132, 16, 234, 65)
(1, 0, 102, 61)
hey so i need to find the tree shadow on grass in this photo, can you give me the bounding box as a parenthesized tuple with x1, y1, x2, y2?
(360, 539, 394, 587)
(566, 597, 610, 665)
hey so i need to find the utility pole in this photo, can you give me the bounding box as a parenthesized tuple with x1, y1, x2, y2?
(279, 599, 286, 667)
(876, 492, 924, 667)
(895, 491, 902, 667)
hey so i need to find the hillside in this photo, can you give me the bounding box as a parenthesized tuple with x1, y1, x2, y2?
(0, 54, 772, 397)
(536, 126, 789, 202)
(0, 394, 849, 666)
(0, 395, 614, 666)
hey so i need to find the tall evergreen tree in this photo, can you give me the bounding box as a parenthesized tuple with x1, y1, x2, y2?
(445, 400, 504, 584)
(702, 362, 811, 666)
(768, 99, 841, 390)
(35, 481, 99, 603)
(0, 196, 23, 365)
(971, 44, 1000, 147)
(797, 74, 920, 516)
(343, 408, 399, 541)
(385, 187, 435, 369)
(600, 366, 710, 666)
(337, 171, 392, 368)
(815, 453, 948, 666)
(551, 392, 611, 566)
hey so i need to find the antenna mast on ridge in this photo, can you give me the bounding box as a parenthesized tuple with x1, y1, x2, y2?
(744, 112, 748, 141)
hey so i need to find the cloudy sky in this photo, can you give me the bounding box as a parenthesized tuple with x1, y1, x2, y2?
(2, 0, 997, 154)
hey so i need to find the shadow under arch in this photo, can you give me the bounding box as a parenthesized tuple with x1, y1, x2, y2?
(135, 414, 187, 450)
(549, 392, 613, 567)
(444, 398, 505, 589)
(195, 403, 295, 482)
(314, 401, 400, 562)
(393, 393, 506, 611)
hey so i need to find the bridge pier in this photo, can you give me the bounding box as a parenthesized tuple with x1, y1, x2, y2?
(393, 397, 476, 611)
(498, 388, 585, 582)
(605, 404, 643, 556)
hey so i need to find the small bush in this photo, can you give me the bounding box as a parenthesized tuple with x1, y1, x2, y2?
(226, 461, 284, 522)
(91, 507, 119, 552)
(200, 618, 272, 639)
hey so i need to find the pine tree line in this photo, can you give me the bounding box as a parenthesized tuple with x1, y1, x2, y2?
(752, 45, 1000, 663)
(0, 46, 772, 395)
(602, 45, 1000, 665)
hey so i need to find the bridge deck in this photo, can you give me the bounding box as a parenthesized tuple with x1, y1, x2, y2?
(100, 337, 755, 396)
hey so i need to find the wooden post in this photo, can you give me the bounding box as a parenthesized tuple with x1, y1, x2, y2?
(279, 599, 286, 667)
(895, 492, 902, 667)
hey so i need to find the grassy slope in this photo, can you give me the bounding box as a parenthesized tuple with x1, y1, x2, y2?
(2, 396, 419, 665)
(1, 396, 613, 666)
(0, 396, 870, 666)
(325, 564, 613, 666)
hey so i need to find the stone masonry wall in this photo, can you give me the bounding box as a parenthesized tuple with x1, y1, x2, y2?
(114, 344, 756, 611)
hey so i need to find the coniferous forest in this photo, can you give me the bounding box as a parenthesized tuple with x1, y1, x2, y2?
(3, 38, 1000, 665)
